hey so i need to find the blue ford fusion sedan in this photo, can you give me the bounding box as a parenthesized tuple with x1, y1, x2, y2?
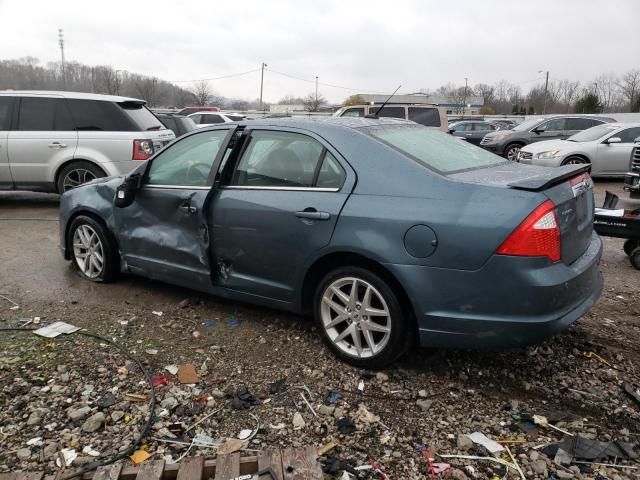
(59, 117, 603, 367)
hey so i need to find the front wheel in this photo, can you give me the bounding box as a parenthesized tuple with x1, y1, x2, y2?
(68, 215, 119, 282)
(314, 266, 408, 368)
(504, 144, 523, 161)
(630, 247, 640, 270)
(562, 156, 588, 165)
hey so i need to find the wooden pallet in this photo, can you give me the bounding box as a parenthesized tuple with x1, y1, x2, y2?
(0, 447, 323, 480)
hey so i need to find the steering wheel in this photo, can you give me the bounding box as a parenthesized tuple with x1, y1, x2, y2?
(185, 162, 211, 184)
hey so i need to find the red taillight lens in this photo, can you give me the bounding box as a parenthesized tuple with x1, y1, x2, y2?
(133, 139, 154, 160)
(496, 200, 561, 262)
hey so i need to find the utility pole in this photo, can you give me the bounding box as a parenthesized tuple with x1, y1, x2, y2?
(115, 69, 121, 95)
(462, 77, 468, 117)
(539, 70, 549, 114)
(259, 62, 267, 111)
(315, 76, 319, 112)
(58, 29, 66, 89)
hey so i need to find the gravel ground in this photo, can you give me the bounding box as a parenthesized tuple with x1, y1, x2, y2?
(0, 182, 639, 479)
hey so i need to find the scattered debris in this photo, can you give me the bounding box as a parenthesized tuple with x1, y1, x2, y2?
(336, 417, 356, 434)
(468, 431, 505, 454)
(318, 441, 338, 456)
(130, 449, 151, 464)
(34, 321, 80, 338)
(151, 311, 163, 317)
(145, 348, 158, 355)
(177, 364, 199, 384)
(293, 412, 306, 430)
(164, 364, 179, 375)
(192, 330, 203, 340)
(55, 448, 77, 468)
(533, 414, 574, 437)
(217, 438, 244, 455)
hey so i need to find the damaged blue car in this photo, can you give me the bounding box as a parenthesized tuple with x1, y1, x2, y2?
(59, 117, 603, 367)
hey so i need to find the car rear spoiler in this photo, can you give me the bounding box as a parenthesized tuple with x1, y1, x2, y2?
(508, 164, 591, 192)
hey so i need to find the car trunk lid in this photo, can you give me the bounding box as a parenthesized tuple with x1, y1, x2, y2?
(449, 163, 594, 265)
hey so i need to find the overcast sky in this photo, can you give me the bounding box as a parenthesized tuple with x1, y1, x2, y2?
(0, 0, 638, 103)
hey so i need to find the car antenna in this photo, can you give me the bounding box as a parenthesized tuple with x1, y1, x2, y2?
(365, 85, 402, 118)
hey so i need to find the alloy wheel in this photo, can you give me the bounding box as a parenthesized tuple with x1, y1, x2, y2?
(320, 277, 392, 359)
(63, 169, 97, 191)
(565, 158, 586, 165)
(506, 146, 521, 161)
(73, 225, 104, 279)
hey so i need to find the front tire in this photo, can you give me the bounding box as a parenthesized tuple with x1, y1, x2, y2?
(314, 266, 408, 368)
(504, 144, 523, 161)
(57, 161, 106, 193)
(68, 216, 118, 282)
(562, 156, 588, 165)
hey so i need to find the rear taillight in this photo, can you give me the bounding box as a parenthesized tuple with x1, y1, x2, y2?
(133, 140, 154, 160)
(496, 200, 561, 262)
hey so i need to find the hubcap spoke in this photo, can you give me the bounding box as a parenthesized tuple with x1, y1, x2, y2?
(73, 224, 104, 279)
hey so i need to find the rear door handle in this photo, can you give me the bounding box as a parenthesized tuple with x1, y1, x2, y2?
(48, 142, 67, 148)
(296, 210, 330, 220)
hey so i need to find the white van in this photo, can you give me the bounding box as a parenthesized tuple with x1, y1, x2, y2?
(333, 104, 449, 132)
(0, 91, 175, 193)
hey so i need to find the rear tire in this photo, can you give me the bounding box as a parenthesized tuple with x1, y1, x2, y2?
(57, 161, 106, 194)
(624, 239, 640, 256)
(314, 266, 408, 369)
(504, 143, 523, 161)
(68, 215, 119, 282)
(630, 247, 640, 270)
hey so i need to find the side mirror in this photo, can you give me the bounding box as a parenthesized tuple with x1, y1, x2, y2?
(448, 128, 455, 134)
(114, 173, 141, 208)
(606, 137, 622, 144)
(533, 127, 545, 134)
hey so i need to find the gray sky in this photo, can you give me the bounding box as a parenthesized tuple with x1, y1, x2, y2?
(1, 0, 638, 103)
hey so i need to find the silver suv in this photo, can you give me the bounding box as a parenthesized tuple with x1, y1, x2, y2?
(0, 91, 175, 193)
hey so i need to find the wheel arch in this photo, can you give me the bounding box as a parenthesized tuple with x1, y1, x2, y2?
(54, 159, 108, 193)
(562, 154, 591, 165)
(64, 210, 119, 261)
(300, 251, 418, 335)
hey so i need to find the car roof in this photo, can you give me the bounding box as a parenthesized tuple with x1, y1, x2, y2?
(238, 116, 413, 130)
(0, 90, 144, 103)
(599, 122, 640, 128)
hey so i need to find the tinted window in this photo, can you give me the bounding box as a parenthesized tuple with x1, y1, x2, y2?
(147, 130, 228, 187)
(119, 102, 163, 131)
(67, 99, 135, 131)
(538, 118, 567, 131)
(472, 123, 493, 131)
(0, 97, 12, 130)
(202, 114, 223, 124)
(341, 108, 364, 117)
(316, 152, 346, 189)
(367, 124, 504, 174)
(158, 116, 178, 135)
(451, 123, 470, 132)
(617, 127, 640, 143)
(568, 124, 618, 142)
(231, 130, 324, 187)
(370, 106, 405, 119)
(408, 107, 441, 127)
(566, 118, 595, 130)
(18, 97, 74, 131)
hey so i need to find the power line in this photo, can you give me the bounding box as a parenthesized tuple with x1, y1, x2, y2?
(266, 68, 392, 94)
(168, 68, 261, 83)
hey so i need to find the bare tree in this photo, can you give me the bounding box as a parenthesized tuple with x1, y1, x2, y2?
(474, 83, 495, 108)
(191, 80, 213, 106)
(594, 73, 620, 112)
(134, 77, 157, 106)
(618, 69, 640, 111)
(302, 92, 327, 112)
(343, 94, 365, 106)
(557, 80, 580, 113)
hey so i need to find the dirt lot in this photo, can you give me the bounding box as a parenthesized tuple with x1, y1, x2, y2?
(0, 181, 639, 479)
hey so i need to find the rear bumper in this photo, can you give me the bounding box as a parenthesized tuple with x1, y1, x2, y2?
(385, 231, 603, 348)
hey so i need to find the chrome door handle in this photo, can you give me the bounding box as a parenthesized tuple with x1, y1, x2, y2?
(465, 133, 473, 136)
(48, 142, 67, 148)
(179, 204, 197, 215)
(296, 210, 330, 220)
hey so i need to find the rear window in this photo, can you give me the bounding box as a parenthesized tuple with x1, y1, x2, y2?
(67, 99, 136, 131)
(408, 107, 441, 127)
(367, 124, 505, 174)
(568, 124, 618, 142)
(119, 102, 164, 131)
(340, 108, 364, 117)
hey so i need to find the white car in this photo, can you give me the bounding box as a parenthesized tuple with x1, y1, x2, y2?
(0, 91, 175, 193)
(517, 123, 640, 177)
(187, 111, 245, 127)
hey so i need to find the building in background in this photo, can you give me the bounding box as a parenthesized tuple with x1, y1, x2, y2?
(356, 93, 484, 115)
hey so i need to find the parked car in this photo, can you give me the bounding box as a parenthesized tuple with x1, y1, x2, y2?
(624, 142, 640, 198)
(492, 119, 518, 130)
(176, 106, 220, 116)
(333, 104, 448, 132)
(448, 120, 504, 146)
(156, 113, 197, 138)
(59, 117, 602, 367)
(188, 112, 246, 126)
(0, 91, 175, 193)
(480, 115, 615, 161)
(517, 123, 640, 177)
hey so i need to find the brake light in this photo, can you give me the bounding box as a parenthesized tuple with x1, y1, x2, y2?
(496, 200, 561, 262)
(133, 139, 154, 160)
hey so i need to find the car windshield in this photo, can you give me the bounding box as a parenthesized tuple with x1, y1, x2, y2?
(366, 124, 506, 174)
(512, 118, 543, 132)
(567, 124, 619, 142)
